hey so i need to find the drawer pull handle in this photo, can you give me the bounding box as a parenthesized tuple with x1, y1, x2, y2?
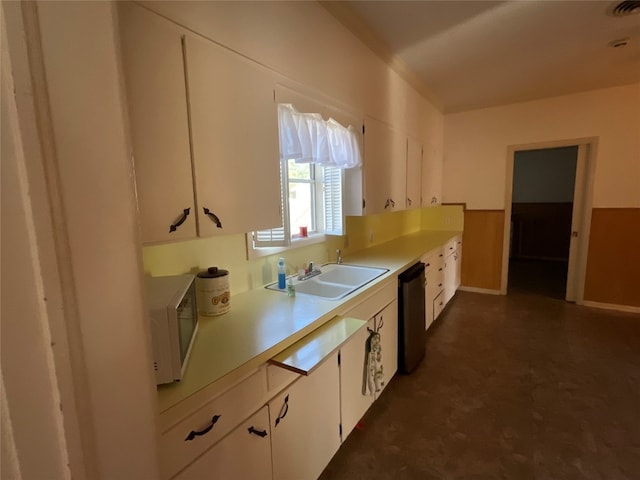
(184, 414, 221, 441)
(438, 283, 442, 287)
(169, 208, 190, 233)
(248, 426, 268, 438)
(275, 395, 289, 427)
(438, 268, 443, 272)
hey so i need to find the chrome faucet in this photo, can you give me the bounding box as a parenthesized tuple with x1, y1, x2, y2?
(336, 249, 342, 264)
(298, 261, 321, 281)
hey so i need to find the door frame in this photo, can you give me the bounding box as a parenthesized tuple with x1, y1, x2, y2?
(500, 137, 598, 303)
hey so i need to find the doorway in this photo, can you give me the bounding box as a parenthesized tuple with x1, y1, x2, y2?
(508, 147, 577, 298)
(501, 139, 596, 303)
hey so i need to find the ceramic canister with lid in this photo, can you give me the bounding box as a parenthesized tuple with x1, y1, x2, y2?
(196, 267, 230, 316)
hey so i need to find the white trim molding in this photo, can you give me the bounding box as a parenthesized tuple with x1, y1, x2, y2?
(458, 286, 502, 295)
(582, 301, 640, 315)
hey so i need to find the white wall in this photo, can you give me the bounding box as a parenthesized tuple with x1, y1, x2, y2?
(2, 1, 160, 478)
(443, 83, 640, 209)
(2, 11, 70, 476)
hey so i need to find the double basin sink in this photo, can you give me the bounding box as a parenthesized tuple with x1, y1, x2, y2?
(266, 263, 389, 300)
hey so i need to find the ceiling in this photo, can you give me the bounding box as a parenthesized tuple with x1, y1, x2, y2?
(323, 1, 640, 113)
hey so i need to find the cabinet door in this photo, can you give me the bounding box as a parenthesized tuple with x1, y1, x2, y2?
(363, 117, 406, 214)
(406, 137, 423, 209)
(424, 268, 435, 330)
(455, 242, 463, 291)
(175, 406, 272, 480)
(422, 142, 442, 206)
(119, 3, 196, 243)
(375, 300, 398, 398)
(185, 35, 281, 236)
(269, 353, 341, 480)
(339, 318, 375, 441)
(444, 252, 457, 304)
(423, 251, 444, 330)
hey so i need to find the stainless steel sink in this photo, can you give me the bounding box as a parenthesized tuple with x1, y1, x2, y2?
(266, 263, 388, 300)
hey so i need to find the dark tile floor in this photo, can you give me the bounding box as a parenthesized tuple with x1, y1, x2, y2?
(508, 258, 569, 299)
(320, 284, 640, 479)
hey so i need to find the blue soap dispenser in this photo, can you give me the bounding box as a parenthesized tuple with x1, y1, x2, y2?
(277, 257, 286, 290)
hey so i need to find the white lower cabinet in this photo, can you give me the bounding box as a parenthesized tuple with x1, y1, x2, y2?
(423, 249, 444, 329)
(174, 406, 272, 480)
(269, 352, 341, 480)
(338, 280, 398, 442)
(444, 237, 463, 304)
(375, 300, 398, 399)
(339, 318, 375, 439)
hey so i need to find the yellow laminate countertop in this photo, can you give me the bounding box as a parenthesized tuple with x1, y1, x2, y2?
(157, 229, 462, 420)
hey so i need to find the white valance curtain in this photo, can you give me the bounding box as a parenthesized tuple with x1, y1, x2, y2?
(277, 103, 361, 169)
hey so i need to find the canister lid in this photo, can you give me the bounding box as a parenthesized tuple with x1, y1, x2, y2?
(197, 267, 229, 278)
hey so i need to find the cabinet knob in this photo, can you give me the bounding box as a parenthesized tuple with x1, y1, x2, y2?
(407, 197, 412, 206)
(169, 208, 191, 233)
(203, 207, 223, 228)
(184, 414, 221, 441)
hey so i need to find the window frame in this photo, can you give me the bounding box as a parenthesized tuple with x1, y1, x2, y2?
(247, 158, 343, 260)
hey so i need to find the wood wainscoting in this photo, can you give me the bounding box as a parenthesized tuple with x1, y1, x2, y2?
(584, 208, 640, 307)
(461, 209, 505, 291)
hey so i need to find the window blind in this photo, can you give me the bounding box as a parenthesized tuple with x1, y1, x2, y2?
(323, 166, 343, 236)
(253, 161, 290, 248)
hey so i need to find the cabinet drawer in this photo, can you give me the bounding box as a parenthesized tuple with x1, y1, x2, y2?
(267, 363, 300, 397)
(160, 369, 267, 479)
(174, 406, 271, 480)
(427, 268, 444, 292)
(421, 249, 442, 273)
(444, 237, 459, 255)
(344, 279, 396, 321)
(433, 291, 446, 320)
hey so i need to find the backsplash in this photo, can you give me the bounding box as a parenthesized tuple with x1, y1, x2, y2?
(142, 206, 463, 295)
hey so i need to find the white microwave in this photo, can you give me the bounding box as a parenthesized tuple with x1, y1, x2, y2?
(145, 274, 198, 385)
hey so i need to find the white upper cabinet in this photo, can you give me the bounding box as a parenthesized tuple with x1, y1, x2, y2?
(119, 3, 196, 243)
(406, 136, 423, 209)
(363, 116, 407, 215)
(422, 142, 443, 207)
(119, 4, 282, 244)
(184, 34, 281, 237)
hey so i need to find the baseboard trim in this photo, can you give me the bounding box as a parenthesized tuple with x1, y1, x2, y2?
(581, 301, 640, 314)
(458, 286, 502, 295)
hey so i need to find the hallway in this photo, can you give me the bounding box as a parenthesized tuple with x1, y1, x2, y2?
(320, 291, 640, 480)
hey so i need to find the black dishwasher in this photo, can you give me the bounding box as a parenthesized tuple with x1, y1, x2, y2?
(398, 262, 426, 373)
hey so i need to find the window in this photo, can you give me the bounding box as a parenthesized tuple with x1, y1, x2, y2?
(252, 157, 343, 250)
(250, 103, 358, 254)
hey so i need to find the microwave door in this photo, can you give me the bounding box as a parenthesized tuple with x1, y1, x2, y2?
(177, 284, 198, 373)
